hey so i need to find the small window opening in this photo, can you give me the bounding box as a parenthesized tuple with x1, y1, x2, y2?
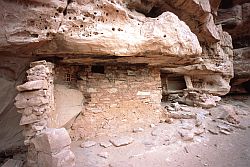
(65, 73, 72, 82)
(160, 72, 187, 102)
(167, 75, 187, 91)
(91, 65, 105, 74)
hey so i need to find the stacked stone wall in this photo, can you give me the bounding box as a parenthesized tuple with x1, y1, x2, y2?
(55, 64, 163, 139)
(15, 60, 75, 167)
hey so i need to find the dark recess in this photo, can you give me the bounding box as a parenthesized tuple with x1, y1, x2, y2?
(35, 56, 63, 64)
(91, 65, 105, 74)
(63, 0, 73, 16)
(243, 80, 250, 93)
(144, 6, 163, 18)
(219, 0, 233, 9)
(233, 35, 250, 49)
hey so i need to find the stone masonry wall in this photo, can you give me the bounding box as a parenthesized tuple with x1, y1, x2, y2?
(54, 64, 162, 140)
(15, 60, 54, 146)
(15, 60, 75, 167)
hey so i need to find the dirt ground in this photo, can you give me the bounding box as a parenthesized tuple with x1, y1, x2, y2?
(71, 95, 250, 167)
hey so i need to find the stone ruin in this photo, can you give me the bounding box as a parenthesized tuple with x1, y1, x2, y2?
(0, 0, 249, 166)
(15, 61, 75, 166)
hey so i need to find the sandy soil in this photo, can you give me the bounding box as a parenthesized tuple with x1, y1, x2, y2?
(71, 95, 250, 167)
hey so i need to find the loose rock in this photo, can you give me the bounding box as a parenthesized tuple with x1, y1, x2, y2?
(219, 129, 231, 135)
(180, 120, 195, 130)
(80, 141, 97, 148)
(150, 124, 156, 128)
(208, 128, 219, 135)
(178, 130, 194, 141)
(100, 141, 112, 148)
(193, 127, 205, 135)
(110, 137, 134, 147)
(133, 127, 144, 133)
(97, 152, 109, 159)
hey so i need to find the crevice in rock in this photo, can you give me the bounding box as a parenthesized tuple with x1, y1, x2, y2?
(63, 0, 73, 16)
(133, 5, 165, 18)
(243, 80, 250, 93)
(144, 6, 164, 18)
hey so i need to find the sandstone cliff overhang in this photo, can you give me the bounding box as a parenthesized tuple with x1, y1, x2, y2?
(0, 0, 201, 60)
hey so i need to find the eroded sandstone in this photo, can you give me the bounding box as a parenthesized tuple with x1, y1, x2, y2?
(0, 0, 241, 166)
(216, 1, 250, 93)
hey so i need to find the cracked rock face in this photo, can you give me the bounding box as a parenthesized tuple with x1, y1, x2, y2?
(216, 0, 250, 93)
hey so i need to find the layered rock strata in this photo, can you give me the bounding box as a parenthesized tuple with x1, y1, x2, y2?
(14, 60, 75, 167)
(216, 0, 250, 93)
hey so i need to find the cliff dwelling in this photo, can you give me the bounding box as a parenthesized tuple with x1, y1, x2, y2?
(0, 0, 250, 167)
(53, 62, 162, 139)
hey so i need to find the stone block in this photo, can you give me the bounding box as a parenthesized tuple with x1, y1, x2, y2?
(24, 126, 36, 137)
(17, 107, 32, 115)
(38, 148, 75, 167)
(27, 74, 48, 81)
(17, 80, 48, 92)
(210, 104, 240, 124)
(20, 114, 40, 125)
(15, 98, 28, 109)
(100, 141, 112, 148)
(110, 136, 134, 147)
(87, 88, 97, 93)
(168, 111, 196, 119)
(30, 60, 47, 67)
(136, 91, 151, 96)
(27, 64, 49, 75)
(80, 141, 97, 148)
(27, 97, 49, 107)
(15, 90, 47, 101)
(16, 96, 49, 108)
(32, 128, 71, 154)
(108, 88, 118, 93)
(178, 129, 194, 141)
